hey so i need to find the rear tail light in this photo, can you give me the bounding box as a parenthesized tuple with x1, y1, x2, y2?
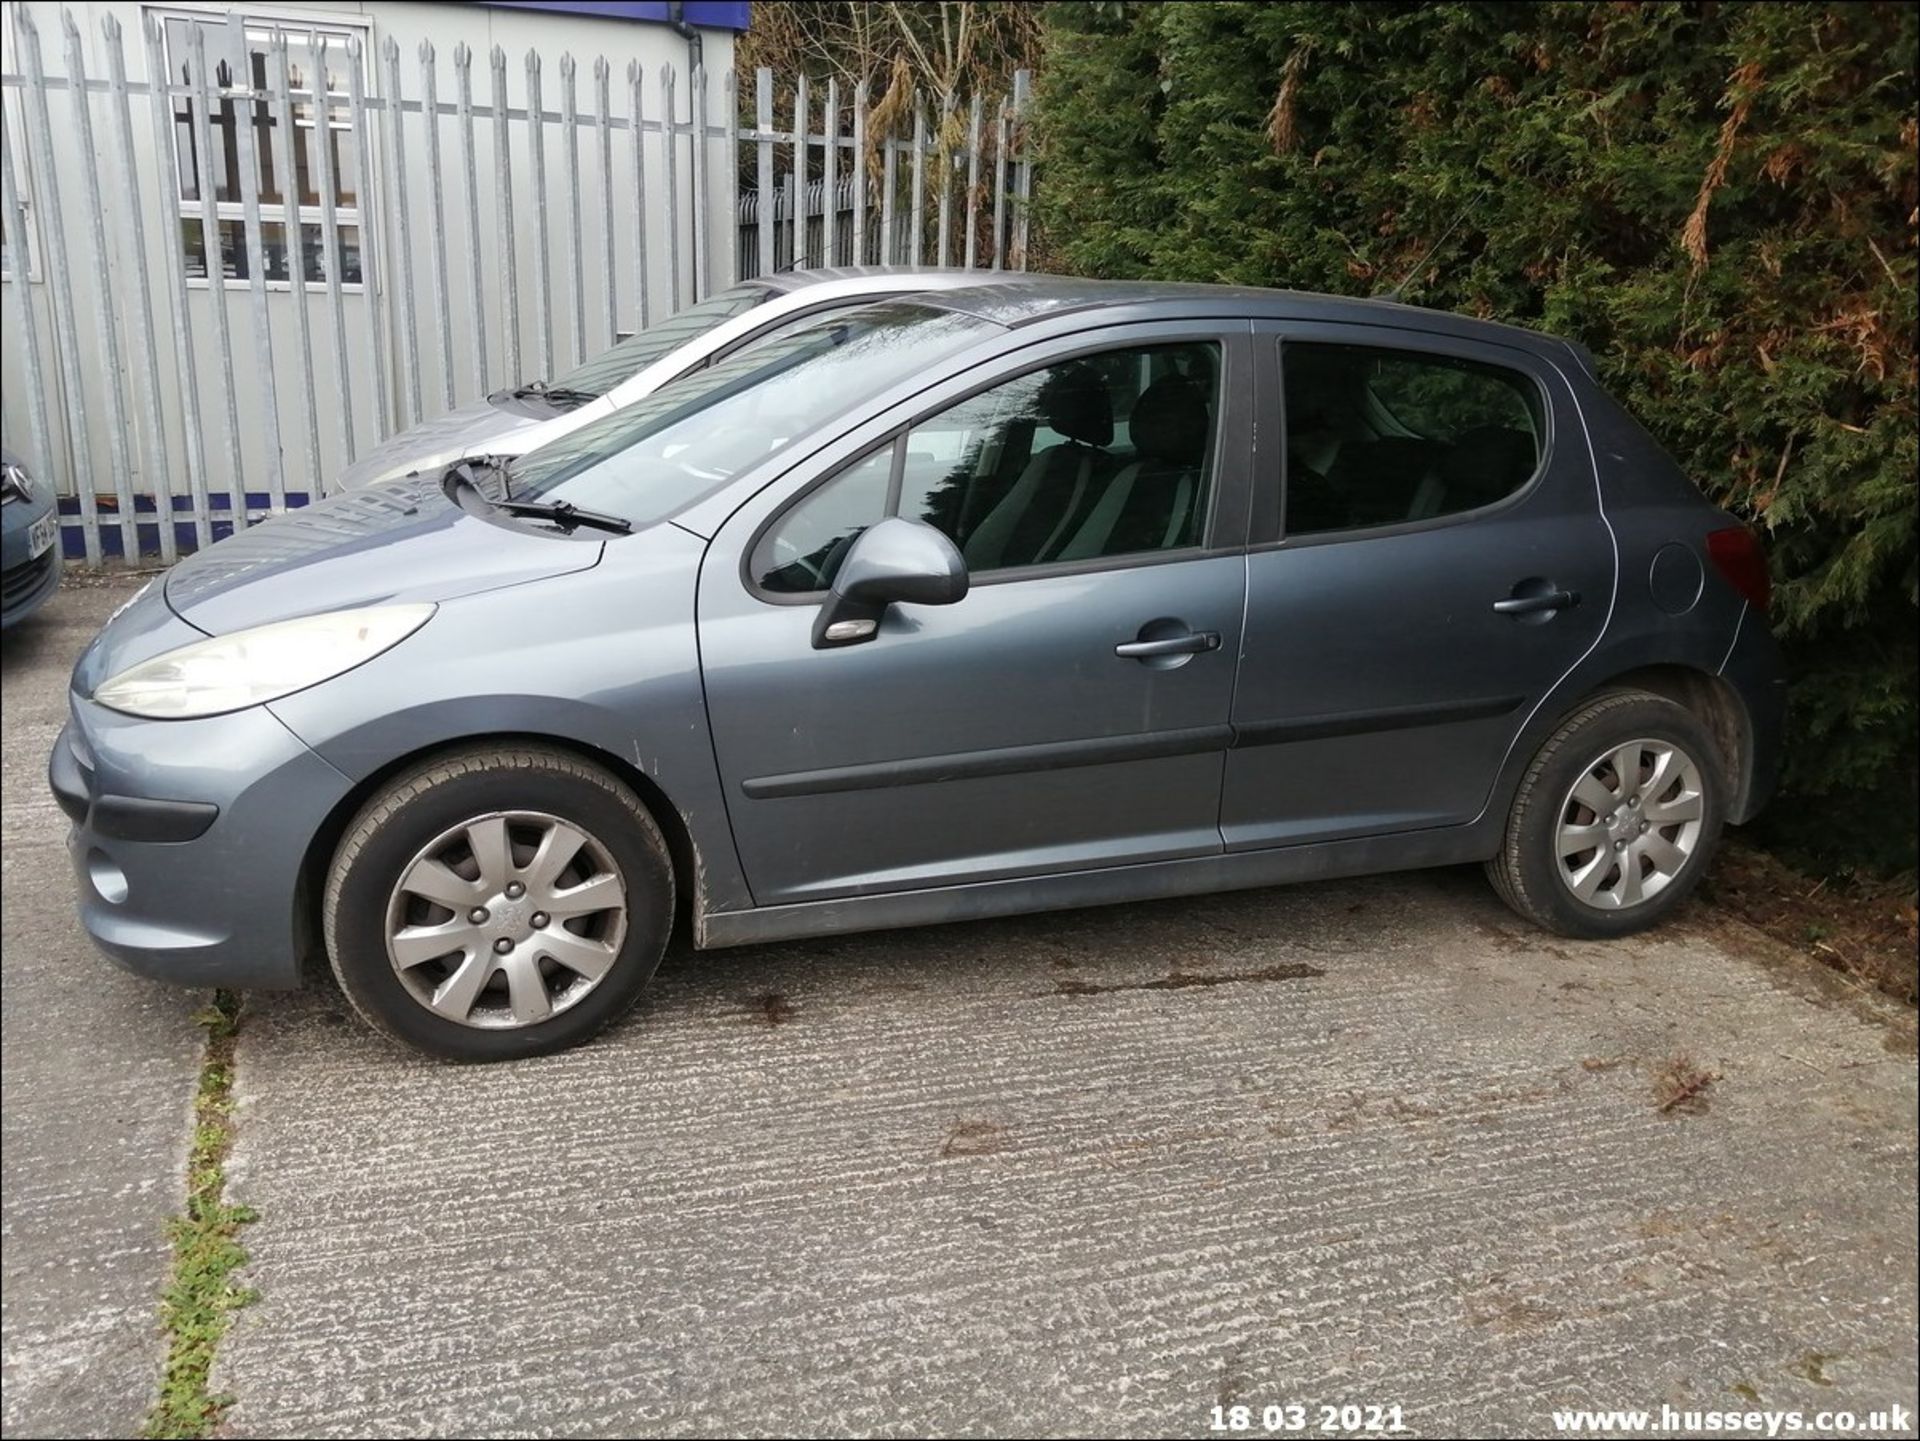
(1706, 526, 1771, 612)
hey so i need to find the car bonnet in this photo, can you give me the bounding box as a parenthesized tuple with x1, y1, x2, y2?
(161, 475, 604, 636)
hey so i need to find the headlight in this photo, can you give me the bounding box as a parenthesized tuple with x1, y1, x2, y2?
(93, 604, 435, 719)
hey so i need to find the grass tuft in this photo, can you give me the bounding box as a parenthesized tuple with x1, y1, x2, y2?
(143, 990, 258, 1440)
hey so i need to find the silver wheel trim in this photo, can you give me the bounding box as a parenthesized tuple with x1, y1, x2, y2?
(384, 810, 629, 1030)
(1554, 737, 1705, 911)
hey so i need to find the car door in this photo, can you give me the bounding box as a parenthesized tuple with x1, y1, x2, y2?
(1222, 322, 1613, 849)
(697, 323, 1254, 906)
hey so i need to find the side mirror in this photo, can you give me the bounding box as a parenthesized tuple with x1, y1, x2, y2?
(812, 517, 968, 649)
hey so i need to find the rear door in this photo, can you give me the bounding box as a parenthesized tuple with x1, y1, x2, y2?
(696, 322, 1255, 905)
(1223, 322, 1613, 849)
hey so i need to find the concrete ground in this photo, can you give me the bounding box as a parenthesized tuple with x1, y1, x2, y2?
(2, 577, 205, 1438)
(4, 575, 1916, 1438)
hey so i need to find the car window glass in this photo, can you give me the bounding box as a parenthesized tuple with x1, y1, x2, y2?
(548, 283, 773, 398)
(753, 341, 1221, 594)
(751, 446, 893, 594)
(1283, 342, 1544, 536)
(508, 303, 996, 527)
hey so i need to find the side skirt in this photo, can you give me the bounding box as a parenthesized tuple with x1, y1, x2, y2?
(695, 820, 1497, 950)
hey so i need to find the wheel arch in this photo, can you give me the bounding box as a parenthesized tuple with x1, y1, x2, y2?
(293, 732, 708, 976)
(1517, 663, 1755, 822)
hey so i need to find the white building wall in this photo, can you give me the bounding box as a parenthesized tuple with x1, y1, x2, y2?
(1, 0, 736, 548)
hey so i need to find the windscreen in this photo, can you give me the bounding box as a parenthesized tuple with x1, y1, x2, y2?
(505, 302, 999, 526)
(546, 284, 773, 398)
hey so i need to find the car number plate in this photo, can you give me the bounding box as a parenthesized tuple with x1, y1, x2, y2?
(27, 511, 57, 559)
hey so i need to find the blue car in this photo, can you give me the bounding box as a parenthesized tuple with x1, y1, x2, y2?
(1, 448, 63, 629)
(54, 281, 1785, 1061)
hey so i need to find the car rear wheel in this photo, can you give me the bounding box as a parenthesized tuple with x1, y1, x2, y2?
(1486, 690, 1724, 939)
(323, 744, 674, 1061)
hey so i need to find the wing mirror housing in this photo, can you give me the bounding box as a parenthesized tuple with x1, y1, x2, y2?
(812, 517, 969, 649)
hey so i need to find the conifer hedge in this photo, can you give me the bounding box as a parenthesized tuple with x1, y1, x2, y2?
(1033, 0, 1918, 869)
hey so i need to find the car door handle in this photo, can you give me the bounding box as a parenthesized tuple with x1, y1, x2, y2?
(1493, 589, 1579, 617)
(1115, 630, 1221, 659)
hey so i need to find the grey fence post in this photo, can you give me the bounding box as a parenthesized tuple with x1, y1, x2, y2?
(1, 57, 56, 531)
(851, 80, 867, 266)
(419, 41, 456, 412)
(526, 50, 553, 382)
(963, 95, 982, 271)
(821, 79, 838, 266)
(791, 76, 807, 269)
(102, 17, 178, 561)
(754, 67, 773, 279)
(19, 5, 102, 561)
(345, 36, 391, 440)
(690, 62, 708, 299)
(594, 57, 615, 351)
(455, 44, 490, 398)
(313, 33, 357, 475)
(381, 37, 422, 428)
(560, 53, 585, 368)
(627, 60, 650, 329)
(182, 22, 247, 537)
(722, 68, 739, 285)
(491, 46, 521, 384)
(269, 31, 323, 501)
(661, 64, 680, 309)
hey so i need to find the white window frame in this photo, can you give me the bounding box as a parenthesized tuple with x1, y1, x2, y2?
(146, 2, 371, 293)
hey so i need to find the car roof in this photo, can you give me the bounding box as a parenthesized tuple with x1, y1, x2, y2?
(907, 275, 1581, 358)
(751, 265, 1050, 298)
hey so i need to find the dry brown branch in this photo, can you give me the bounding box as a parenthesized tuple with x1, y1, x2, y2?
(1683, 60, 1763, 272)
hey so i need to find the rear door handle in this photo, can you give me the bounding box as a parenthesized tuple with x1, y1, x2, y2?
(1493, 589, 1579, 617)
(1115, 630, 1221, 659)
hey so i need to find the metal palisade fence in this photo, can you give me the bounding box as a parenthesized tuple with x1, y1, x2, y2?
(0, 4, 1032, 564)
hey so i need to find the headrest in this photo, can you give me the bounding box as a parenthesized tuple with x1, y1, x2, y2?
(1038, 364, 1114, 448)
(1128, 376, 1210, 465)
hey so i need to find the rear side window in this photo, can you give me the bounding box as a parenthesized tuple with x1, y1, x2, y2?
(1282, 343, 1543, 536)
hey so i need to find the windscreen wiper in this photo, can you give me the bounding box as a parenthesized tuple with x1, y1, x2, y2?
(445, 460, 631, 534)
(511, 380, 601, 409)
(493, 497, 632, 534)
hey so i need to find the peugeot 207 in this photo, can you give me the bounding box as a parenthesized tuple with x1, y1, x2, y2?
(54, 280, 1785, 1061)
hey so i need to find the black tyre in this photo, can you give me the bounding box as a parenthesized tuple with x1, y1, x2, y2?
(323, 744, 675, 1061)
(1486, 690, 1725, 940)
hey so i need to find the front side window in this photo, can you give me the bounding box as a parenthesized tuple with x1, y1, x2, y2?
(160, 11, 367, 286)
(1282, 342, 1543, 535)
(546, 284, 773, 398)
(753, 341, 1221, 593)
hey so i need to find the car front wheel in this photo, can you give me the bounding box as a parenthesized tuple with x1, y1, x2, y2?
(1487, 690, 1725, 939)
(323, 744, 675, 1061)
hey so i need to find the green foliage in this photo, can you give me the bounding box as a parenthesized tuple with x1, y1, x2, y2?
(145, 991, 257, 1440)
(1036, 0, 1918, 870)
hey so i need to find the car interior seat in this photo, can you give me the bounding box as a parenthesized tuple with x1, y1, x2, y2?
(961, 365, 1115, 571)
(1054, 375, 1212, 561)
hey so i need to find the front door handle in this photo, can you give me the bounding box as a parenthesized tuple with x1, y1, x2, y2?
(1115, 630, 1221, 659)
(1493, 588, 1579, 617)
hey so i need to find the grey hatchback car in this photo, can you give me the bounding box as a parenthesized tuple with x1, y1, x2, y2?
(55, 280, 1784, 1061)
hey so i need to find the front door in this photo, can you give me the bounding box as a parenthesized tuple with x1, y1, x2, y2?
(697, 326, 1253, 905)
(1223, 323, 1614, 849)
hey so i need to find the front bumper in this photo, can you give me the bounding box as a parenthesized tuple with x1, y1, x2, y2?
(52, 693, 355, 990)
(1, 502, 63, 628)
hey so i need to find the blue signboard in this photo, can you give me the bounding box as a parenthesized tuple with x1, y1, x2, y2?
(480, 2, 750, 31)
